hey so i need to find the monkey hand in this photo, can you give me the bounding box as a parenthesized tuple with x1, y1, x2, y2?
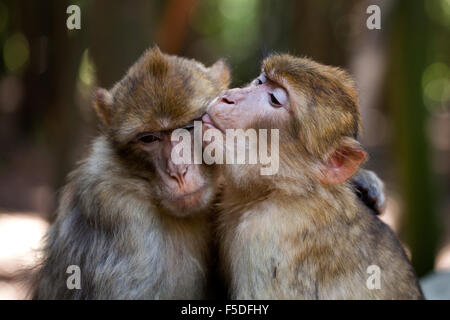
(351, 169, 386, 215)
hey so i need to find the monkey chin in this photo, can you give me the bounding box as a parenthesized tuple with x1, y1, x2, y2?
(162, 186, 214, 217)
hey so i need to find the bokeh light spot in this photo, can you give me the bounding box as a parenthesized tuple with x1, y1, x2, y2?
(78, 49, 96, 86)
(422, 62, 450, 110)
(3, 33, 30, 73)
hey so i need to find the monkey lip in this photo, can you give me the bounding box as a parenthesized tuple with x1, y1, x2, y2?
(168, 186, 208, 212)
(171, 185, 206, 201)
(202, 113, 222, 132)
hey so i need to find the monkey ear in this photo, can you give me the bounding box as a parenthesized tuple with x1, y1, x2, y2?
(319, 139, 367, 185)
(208, 59, 231, 91)
(93, 88, 114, 126)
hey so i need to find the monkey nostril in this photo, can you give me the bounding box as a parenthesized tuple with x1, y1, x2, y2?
(169, 172, 182, 185)
(168, 172, 176, 179)
(168, 166, 188, 185)
(221, 97, 235, 105)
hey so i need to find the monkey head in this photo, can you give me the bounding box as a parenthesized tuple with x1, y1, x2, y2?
(92, 47, 231, 216)
(205, 53, 366, 193)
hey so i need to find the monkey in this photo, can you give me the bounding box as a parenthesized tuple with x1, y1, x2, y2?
(32, 46, 387, 299)
(352, 168, 386, 215)
(32, 47, 231, 299)
(203, 53, 424, 299)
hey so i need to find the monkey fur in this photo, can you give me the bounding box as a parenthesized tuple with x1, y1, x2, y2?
(33, 48, 388, 299)
(207, 54, 423, 299)
(32, 47, 230, 299)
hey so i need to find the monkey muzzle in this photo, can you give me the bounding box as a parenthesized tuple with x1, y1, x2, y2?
(202, 113, 224, 134)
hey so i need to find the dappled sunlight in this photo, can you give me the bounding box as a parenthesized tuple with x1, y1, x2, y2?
(380, 196, 402, 233)
(0, 213, 48, 300)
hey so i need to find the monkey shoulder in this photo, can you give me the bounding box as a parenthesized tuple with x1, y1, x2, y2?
(37, 174, 203, 299)
(336, 205, 424, 299)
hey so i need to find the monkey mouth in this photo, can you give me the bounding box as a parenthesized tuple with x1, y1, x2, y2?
(202, 113, 222, 132)
(168, 186, 208, 212)
(171, 186, 206, 201)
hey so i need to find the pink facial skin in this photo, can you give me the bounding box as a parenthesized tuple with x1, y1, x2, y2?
(205, 73, 290, 131)
(136, 127, 215, 216)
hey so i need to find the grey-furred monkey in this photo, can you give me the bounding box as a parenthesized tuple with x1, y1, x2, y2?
(33, 47, 230, 299)
(32, 47, 386, 299)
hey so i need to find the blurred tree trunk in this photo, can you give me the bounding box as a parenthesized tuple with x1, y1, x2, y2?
(44, 0, 85, 195)
(89, 0, 157, 88)
(156, 0, 198, 55)
(292, 0, 358, 67)
(387, 0, 438, 276)
(16, 0, 85, 203)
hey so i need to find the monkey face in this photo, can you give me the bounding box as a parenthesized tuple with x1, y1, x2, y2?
(131, 125, 218, 217)
(92, 47, 231, 217)
(206, 72, 290, 132)
(206, 54, 366, 187)
(111, 116, 219, 218)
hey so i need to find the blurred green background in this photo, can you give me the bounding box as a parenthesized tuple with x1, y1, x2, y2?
(0, 0, 449, 296)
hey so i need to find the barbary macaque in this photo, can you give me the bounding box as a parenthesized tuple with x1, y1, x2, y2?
(204, 54, 423, 299)
(33, 47, 231, 299)
(32, 46, 386, 299)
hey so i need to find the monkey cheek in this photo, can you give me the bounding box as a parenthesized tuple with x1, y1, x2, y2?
(207, 96, 220, 110)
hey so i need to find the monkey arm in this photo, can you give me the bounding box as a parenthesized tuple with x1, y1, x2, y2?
(351, 169, 386, 215)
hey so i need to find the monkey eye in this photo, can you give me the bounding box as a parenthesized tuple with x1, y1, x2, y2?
(252, 73, 267, 86)
(268, 87, 288, 108)
(137, 133, 160, 143)
(269, 93, 282, 107)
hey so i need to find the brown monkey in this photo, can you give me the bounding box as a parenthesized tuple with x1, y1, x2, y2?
(204, 54, 423, 299)
(33, 47, 230, 299)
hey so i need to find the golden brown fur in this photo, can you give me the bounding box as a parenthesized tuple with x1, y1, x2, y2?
(211, 54, 423, 299)
(32, 47, 388, 299)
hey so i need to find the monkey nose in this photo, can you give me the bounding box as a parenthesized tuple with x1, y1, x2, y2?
(167, 165, 188, 185)
(220, 96, 235, 105)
